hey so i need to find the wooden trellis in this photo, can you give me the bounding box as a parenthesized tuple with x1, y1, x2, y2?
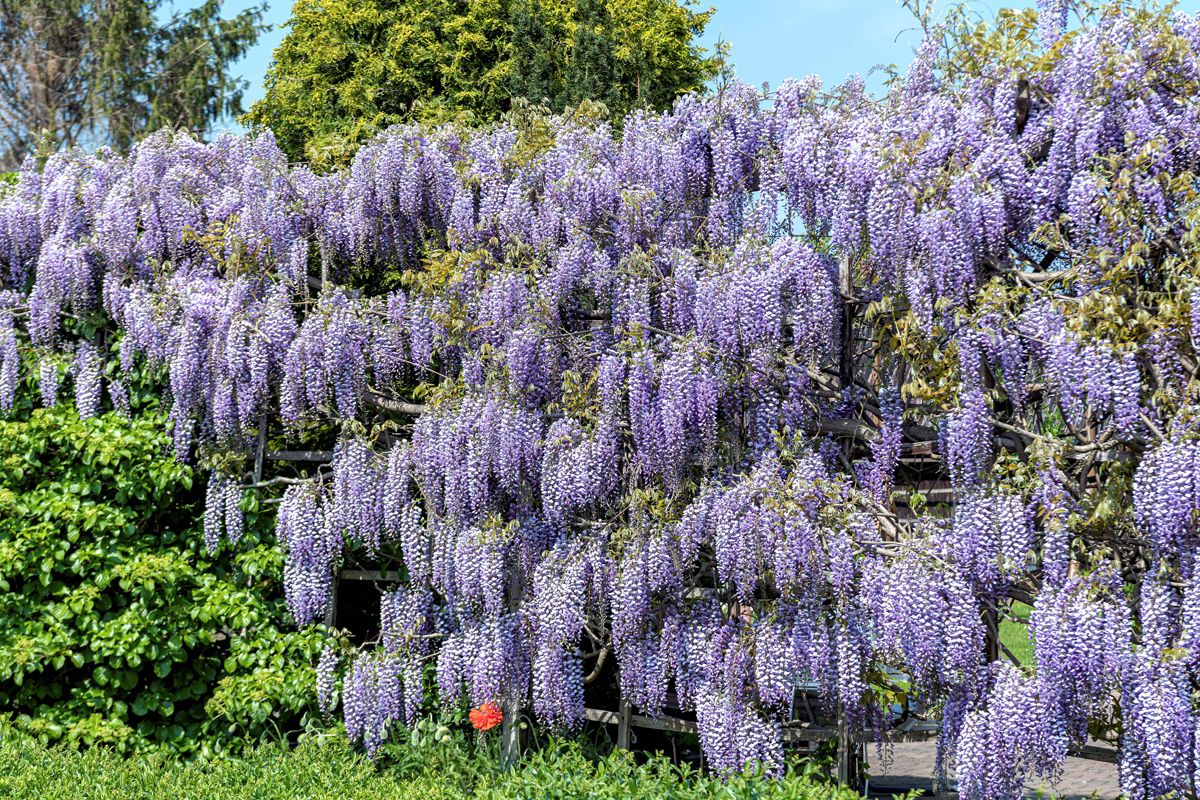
(242, 295, 1122, 790)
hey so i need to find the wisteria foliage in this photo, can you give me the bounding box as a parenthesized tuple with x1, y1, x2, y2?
(4, 3, 1200, 797)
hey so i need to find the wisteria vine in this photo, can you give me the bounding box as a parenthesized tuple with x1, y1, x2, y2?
(2, 3, 1200, 797)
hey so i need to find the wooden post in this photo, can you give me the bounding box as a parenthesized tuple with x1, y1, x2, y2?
(501, 703, 523, 766)
(616, 697, 632, 750)
(319, 240, 330, 290)
(984, 599, 1000, 663)
(836, 705, 855, 787)
(837, 255, 856, 468)
(253, 415, 267, 485)
(838, 255, 854, 391)
(500, 567, 527, 766)
(323, 572, 338, 629)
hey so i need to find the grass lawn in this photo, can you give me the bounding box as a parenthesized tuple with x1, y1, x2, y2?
(1000, 601, 1034, 666)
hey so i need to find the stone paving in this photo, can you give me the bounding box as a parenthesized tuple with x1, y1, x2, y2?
(861, 740, 1120, 799)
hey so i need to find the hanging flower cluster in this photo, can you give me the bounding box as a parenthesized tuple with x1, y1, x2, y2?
(3, 3, 1200, 796)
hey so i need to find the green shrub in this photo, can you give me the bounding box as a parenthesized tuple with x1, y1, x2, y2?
(0, 371, 325, 756)
(0, 725, 864, 800)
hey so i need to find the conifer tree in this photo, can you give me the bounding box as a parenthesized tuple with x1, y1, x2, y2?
(0, 0, 265, 169)
(563, 0, 618, 110)
(510, 0, 559, 108)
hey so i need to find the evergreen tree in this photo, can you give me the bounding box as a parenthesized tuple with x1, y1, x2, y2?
(510, 0, 559, 108)
(0, 0, 265, 169)
(563, 0, 618, 111)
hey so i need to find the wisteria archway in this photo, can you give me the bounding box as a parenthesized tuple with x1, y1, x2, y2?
(3, 2, 1200, 797)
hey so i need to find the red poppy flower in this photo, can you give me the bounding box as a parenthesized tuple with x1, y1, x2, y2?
(469, 701, 504, 731)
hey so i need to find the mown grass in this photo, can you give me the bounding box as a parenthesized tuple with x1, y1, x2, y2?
(0, 727, 863, 800)
(999, 601, 1034, 666)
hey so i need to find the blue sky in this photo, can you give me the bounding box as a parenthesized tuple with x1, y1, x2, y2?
(198, 0, 1200, 129)
(707, 0, 934, 91)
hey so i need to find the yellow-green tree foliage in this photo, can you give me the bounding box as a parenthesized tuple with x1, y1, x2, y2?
(246, 0, 718, 168)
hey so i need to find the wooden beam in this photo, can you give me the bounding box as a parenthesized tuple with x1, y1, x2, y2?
(1072, 743, 1118, 764)
(631, 711, 691, 735)
(267, 449, 333, 462)
(586, 706, 697, 736)
(337, 569, 402, 582)
(582, 706, 937, 748)
(584, 708, 621, 726)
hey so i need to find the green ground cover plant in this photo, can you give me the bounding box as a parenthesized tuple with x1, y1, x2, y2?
(0, 725, 864, 800)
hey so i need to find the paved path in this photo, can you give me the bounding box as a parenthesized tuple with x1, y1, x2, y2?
(863, 740, 1120, 798)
